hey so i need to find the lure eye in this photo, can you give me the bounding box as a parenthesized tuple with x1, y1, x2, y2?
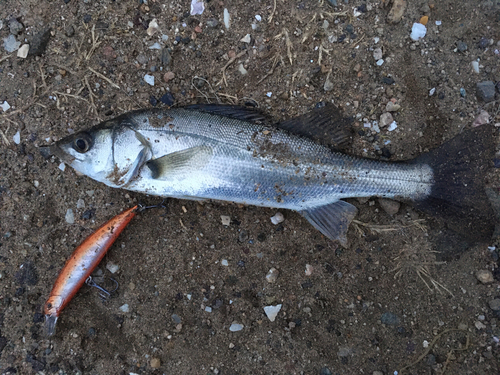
(72, 133, 93, 153)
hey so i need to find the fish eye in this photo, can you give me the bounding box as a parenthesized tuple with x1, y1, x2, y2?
(72, 133, 93, 153)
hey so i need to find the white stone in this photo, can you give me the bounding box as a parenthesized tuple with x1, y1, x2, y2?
(429, 87, 436, 96)
(240, 34, 251, 43)
(144, 74, 155, 86)
(263, 304, 282, 322)
(387, 121, 398, 131)
(270, 212, 284, 225)
(220, 215, 231, 226)
(471, 61, 479, 74)
(221, 259, 229, 266)
(223, 8, 230, 29)
(147, 19, 159, 36)
(1, 101, 10, 112)
(205, 306, 212, 313)
(238, 63, 248, 75)
(119, 304, 130, 313)
(65, 209, 75, 224)
(376, 59, 384, 66)
(106, 262, 120, 274)
(373, 47, 383, 60)
(266, 267, 279, 283)
(17, 44, 29, 58)
(410, 23, 427, 41)
(58, 162, 66, 171)
(76, 198, 85, 209)
(13, 130, 20, 144)
(229, 323, 243, 332)
(255, 15, 262, 22)
(190, 0, 205, 16)
(148, 42, 162, 50)
(305, 264, 313, 276)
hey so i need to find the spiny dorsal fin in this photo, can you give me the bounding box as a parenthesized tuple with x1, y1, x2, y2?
(276, 104, 353, 150)
(145, 146, 213, 180)
(186, 104, 270, 123)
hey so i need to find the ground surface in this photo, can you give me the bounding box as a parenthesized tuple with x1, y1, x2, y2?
(1, 0, 500, 374)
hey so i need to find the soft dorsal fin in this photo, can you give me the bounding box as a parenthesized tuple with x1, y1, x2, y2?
(276, 104, 353, 150)
(145, 146, 213, 180)
(299, 200, 358, 247)
(186, 104, 270, 123)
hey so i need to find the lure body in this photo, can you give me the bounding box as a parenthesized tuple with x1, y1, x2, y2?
(44, 205, 138, 335)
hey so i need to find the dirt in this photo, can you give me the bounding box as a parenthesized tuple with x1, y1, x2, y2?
(1, 0, 500, 374)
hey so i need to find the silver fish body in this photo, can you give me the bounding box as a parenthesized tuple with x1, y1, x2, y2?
(49, 106, 495, 244)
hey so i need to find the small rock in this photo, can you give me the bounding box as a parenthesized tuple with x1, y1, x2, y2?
(266, 267, 279, 283)
(373, 48, 383, 60)
(456, 41, 467, 52)
(378, 198, 400, 215)
(150, 357, 161, 368)
(1, 101, 11, 112)
(65, 209, 75, 224)
(65, 25, 75, 37)
(270, 212, 285, 225)
(489, 299, 500, 311)
(119, 304, 129, 313)
(387, 121, 398, 131)
(476, 81, 496, 102)
(160, 92, 175, 106)
(410, 23, 426, 41)
(387, 0, 406, 23)
(171, 314, 181, 324)
(144, 74, 155, 86)
(106, 262, 120, 274)
(376, 59, 384, 66)
(475, 321, 486, 330)
(76, 199, 85, 209)
(419, 15, 429, 26)
(17, 44, 29, 58)
(381, 312, 399, 325)
(223, 8, 230, 29)
(379, 112, 394, 127)
(160, 48, 172, 68)
(163, 71, 175, 82)
(229, 323, 243, 332)
(472, 110, 490, 127)
(305, 264, 314, 276)
(3, 35, 21, 52)
(147, 19, 159, 36)
(28, 28, 51, 56)
(221, 215, 231, 226)
(240, 34, 251, 43)
(320, 368, 332, 375)
(221, 259, 229, 266)
(471, 61, 480, 74)
(263, 304, 282, 322)
(190, 0, 205, 15)
(206, 18, 219, 28)
(9, 19, 24, 35)
(476, 270, 494, 284)
(324, 78, 334, 92)
(385, 101, 400, 112)
(13, 130, 21, 144)
(238, 230, 248, 243)
(478, 37, 489, 49)
(238, 64, 248, 75)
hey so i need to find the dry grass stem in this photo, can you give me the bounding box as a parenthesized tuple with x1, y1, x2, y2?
(217, 50, 246, 87)
(268, 0, 277, 24)
(88, 67, 120, 89)
(352, 219, 427, 233)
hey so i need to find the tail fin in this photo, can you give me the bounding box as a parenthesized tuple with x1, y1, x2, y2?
(411, 125, 497, 242)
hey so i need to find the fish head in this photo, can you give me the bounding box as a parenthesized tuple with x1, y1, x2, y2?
(50, 118, 152, 187)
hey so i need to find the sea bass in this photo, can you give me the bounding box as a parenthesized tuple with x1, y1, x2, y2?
(47, 104, 496, 244)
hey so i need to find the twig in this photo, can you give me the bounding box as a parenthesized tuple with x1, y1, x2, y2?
(0, 126, 10, 145)
(0, 54, 12, 63)
(39, 64, 47, 88)
(257, 53, 281, 84)
(85, 25, 101, 61)
(88, 67, 120, 89)
(268, 0, 277, 24)
(191, 76, 220, 103)
(352, 219, 427, 233)
(84, 75, 99, 118)
(217, 50, 246, 87)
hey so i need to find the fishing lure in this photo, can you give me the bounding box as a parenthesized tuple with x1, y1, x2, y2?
(44, 205, 138, 336)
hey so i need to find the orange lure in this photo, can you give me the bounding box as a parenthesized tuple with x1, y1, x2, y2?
(44, 205, 138, 336)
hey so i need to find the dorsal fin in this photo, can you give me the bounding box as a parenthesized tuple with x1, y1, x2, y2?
(186, 104, 270, 123)
(276, 103, 353, 150)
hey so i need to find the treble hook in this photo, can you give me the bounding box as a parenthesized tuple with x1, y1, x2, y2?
(85, 276, 119, 301)
(136, 199, 167, 212)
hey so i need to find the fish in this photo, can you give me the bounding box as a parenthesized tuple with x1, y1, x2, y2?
(44, 205, 138, 336)
(45, 104, 497, 245)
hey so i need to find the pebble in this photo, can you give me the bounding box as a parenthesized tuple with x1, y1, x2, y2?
(373, 48, 383, 60)
(223, 8, 230, 29)
(76, 199, 85, 209)
(221, 259, 229, 266)
(263, 304, 282, 322)
(106, 262, 120, 274)
(59, 162, 66, 171)
(160, 49, 172, 68)
(385, 102, 400, 112)
(240, 34, 251, 43)
(229, 323, 243, 332)
(147, 19, 159, 36)
(410, 23, 427, 41)
(475, 321, 486, 330)
(429, 87, 436, 96)
(149, 42, 162, 50)
(1, 101, 10, 112)
(160, 92, 175, 106)
(266, 267, 279, 283)
(17, 44, 29, 58)
(65, 25, 75, 37)
(476, 270, 494, 284)
(472, 110, 490, 127)
(9, 19, 24, 35)
(471, 61, 480, 73)
(3, 35, 21, 52)
(205, 306, 212, 313)
(150, 357, 161, 368)
(378, 198, 400, 215)
(456, 40, 467, 52)
(238, 64, 248, 75)
(144, 74, 155, 86)
(460, 88, 466, 97)
(387, 0, 406, 23)
(419, 16, 429, 26)
(206, 18, 219, 28)
(163, 71, 175, 82)
(320, 368, 332, 375)
(489, 299, 500, 311)
(13, 130, 20, 144)
(270, 212, 284, 225)
(381, 312, 399, 325)
(476, 81, 496, 102)
(387, 121, 398, 131)
(324, 78, 334, 92)
(171, 314, 181, 324)
(221, 215, 231, 226)
(379, 112, 394, 127)
(119, 304, 130, 313)
(305, 264, 314, 276)
(65, 209, 75, 224)
(376, 59, 384, 66)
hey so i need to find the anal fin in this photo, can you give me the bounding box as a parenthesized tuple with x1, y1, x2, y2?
(300, 200, 358, 246)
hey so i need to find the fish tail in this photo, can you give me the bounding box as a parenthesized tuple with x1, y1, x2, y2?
(411, 125, 497, 242)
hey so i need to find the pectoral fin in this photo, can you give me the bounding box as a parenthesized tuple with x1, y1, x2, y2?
(300, 200, 358, 246)
(146, 146, 213, 180)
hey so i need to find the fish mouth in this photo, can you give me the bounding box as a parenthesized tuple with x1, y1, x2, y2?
(38, 144, 75, 164)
